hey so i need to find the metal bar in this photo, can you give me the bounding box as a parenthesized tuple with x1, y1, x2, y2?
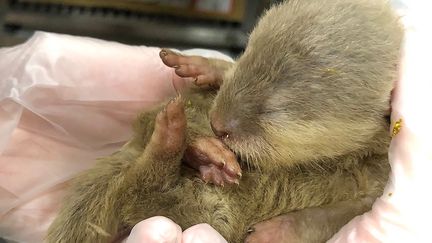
(4, 9, 247, 48)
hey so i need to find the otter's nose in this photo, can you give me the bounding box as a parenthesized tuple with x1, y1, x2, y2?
(210, 112, 230, 139)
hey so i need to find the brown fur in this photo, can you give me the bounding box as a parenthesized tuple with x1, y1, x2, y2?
(46, 0, 403, 242)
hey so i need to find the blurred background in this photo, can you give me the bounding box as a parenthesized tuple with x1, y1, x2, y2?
(0, 0, 281, 56)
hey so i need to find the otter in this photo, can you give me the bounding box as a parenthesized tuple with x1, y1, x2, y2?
(46, 0, 403, 242)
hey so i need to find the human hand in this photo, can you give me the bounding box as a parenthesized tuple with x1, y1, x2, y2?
(125, 216, 227, 243)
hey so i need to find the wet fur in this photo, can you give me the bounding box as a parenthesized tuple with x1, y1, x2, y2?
(46, 0, 403, 242)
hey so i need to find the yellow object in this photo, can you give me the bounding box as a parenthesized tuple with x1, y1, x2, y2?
(392, 119, 403, 137)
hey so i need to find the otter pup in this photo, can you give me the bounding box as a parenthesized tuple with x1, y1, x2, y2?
(46, 0, 403, 242)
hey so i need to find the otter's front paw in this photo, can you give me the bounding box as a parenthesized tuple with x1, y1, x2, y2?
(245, 215, 301, 243)
(159, 49, 227, 89)
(184, 137, 242, 186)
(148, 96, 186, 156)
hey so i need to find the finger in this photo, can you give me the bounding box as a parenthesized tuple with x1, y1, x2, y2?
(127, 216, 182, 243)
(152, 108, 168, 140)
(221, 149, 242, 178)
(183, 145, 211, 170)
(193, 139, 227, 168)
(174, 64, 206, 78)
(222, 172, 240, 185)
(159, 49, 182, 68)
(183, 223, 228, 243)
(160, 49, 209, 67)
(195, 74, 220, 88)
(200, 165, 224, 186)
(207, 138, 242, 178)
(166, 96, 185, 130)
(199, 164, 239, 186)
(185, 137, 242, 178)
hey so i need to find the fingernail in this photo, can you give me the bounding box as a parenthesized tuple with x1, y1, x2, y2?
(234, 180, 240, 186)
(160, 50, 168, 57)
(221, 160, 226, 167)
(237, 172, 242, 178)
(173, 65, 180, 69)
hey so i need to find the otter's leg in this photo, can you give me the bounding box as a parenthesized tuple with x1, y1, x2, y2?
(133, 101, 242, 187)
(123, 96, 187, 188)
(184, 137, 242, 186)
(46, 97, 187, 243)
(245, 197, 374, 243)
(183, 106, 242, 186)
(159, 49, 233, 89)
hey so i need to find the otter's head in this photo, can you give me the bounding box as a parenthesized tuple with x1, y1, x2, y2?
(209, 1, 402, 170)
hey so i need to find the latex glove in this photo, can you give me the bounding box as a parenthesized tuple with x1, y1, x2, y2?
(125, 216, 227, 243)
(328, 1, 432, 242)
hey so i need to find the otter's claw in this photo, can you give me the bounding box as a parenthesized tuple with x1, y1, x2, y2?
(183, 137, 242, 186)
